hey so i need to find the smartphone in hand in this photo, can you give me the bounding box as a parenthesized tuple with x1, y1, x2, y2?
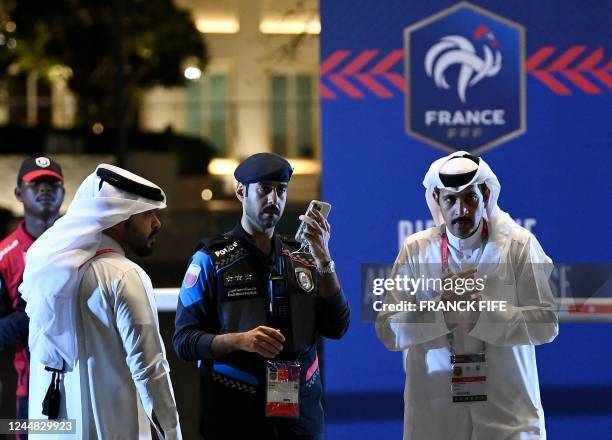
(295, 200, 332, 242)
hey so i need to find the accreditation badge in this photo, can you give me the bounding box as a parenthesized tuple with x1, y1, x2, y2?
(450, 353, 487, 403)
(265, 361, 301, 418)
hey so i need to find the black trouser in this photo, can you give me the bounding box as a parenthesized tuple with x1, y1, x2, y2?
(202, 419, 323, 440)
(271, 420, 323, 440)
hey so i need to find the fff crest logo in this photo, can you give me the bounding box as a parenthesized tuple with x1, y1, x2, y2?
(404, 2, 526, 153)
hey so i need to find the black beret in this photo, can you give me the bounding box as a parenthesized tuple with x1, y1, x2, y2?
(234, 153, 293, 184)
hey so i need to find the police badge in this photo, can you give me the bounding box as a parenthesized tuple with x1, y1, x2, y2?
(295, 267, 314, 293)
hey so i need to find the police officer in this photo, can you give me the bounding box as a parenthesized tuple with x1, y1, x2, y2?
(173, 152, 350, 439)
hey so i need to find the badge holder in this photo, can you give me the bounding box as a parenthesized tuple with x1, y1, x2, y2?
(448, 333, 487, 403)
(451, 352, 487, 403)
(265, 360, 301, 418)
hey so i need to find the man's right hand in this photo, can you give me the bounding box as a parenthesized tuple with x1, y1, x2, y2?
(236, 326, 285, 358)
(440, 268, 478, 304)
(211, 326, 285, 358)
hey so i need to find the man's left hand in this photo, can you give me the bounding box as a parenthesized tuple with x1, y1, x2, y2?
(299, 208, 332, 269)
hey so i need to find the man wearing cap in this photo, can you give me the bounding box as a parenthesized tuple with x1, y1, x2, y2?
(0, 157, 65, 432)
(376, 152, 558, 439)
(174, 152, 350, 439)
(20, 164, 181, 439)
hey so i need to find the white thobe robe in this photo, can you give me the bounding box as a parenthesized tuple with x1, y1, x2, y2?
(29, 235, 181, 439)
(376, 218, 558, 440)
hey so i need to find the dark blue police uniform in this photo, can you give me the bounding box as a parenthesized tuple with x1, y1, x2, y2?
(173, 223, 350, 439)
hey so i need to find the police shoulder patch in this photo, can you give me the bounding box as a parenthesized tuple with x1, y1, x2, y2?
(183, 263, 201, 288)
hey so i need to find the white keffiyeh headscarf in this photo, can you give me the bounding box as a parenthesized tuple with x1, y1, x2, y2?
(422, 151, 504, 228)
(19, 164, 166, 372)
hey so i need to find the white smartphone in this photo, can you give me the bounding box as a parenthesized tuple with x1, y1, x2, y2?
(295, 200, 332, 242)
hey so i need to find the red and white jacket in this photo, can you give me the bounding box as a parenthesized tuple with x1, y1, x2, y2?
(0, 221, 35, 398)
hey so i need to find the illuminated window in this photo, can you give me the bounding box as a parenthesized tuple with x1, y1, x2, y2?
(185, 73, 229, 156)
(270, 73, 315, 158)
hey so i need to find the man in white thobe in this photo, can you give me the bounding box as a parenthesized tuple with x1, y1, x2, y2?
(20, 164, 182, 439)
(376, 152, 558, 439)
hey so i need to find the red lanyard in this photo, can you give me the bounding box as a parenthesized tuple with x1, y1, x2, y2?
(79, 248, 117, 269)
(441, 221, 489, 273)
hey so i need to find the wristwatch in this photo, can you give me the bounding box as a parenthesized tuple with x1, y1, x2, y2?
(317, 260, 336, 275)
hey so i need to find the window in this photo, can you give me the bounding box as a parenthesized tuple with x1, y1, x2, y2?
(270, 73, 317, 158)
(185, 73, 230, 156)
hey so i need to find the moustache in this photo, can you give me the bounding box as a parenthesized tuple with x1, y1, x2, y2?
(263, 205, 280, 214)
(452, 217, 473, 225)
(148, 229, 159, 240)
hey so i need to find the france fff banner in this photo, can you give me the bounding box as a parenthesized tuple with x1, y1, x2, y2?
(319, 1, 611, 438)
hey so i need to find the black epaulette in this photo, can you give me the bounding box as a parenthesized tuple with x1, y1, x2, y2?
(278, 234, 301, 250)
(197, 235, 249, 271)
(196, 235, 232, 252)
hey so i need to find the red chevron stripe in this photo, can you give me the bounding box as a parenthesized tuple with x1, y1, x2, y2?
(527, 47, 612, 94)
(341, 50, 378, 74)
(548, 46, 587, 71)
(355, 74, 393, 98)
(526, 46, 557, 71)
(531, 71, 571, 95)
(321, 47, 610, 98)
(562, 71, 601, 94)
(319, 83, 336, 99)
(592, 71, 612, 89)
(320, 51, 351, 75)
(370, 50, 404, 74)
(577, 47, 604, 70)
(328, 74, 365, 98)
(383, 73, 405, 91)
